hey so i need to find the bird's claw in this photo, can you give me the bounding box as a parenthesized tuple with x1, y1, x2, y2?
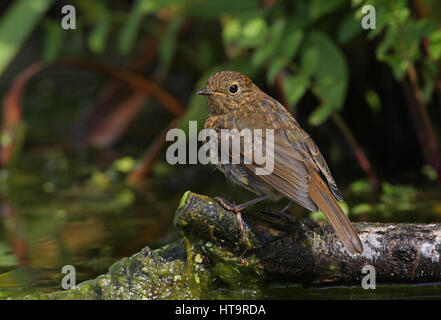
(214, 197, 243, 231)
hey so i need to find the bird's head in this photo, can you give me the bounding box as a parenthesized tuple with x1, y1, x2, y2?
(197, 71, 259, 113)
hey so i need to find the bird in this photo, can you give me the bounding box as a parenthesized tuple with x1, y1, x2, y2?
(197, 71, 363, 254)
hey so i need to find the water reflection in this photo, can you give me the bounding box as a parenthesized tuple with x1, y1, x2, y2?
(0, 186, 178, 292)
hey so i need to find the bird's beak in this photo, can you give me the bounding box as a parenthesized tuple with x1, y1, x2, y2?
(197, 88, 214, 96)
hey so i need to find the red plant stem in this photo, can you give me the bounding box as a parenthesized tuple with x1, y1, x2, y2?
(275, 73, 295, 115)
(77, 36, 159, 132)
(87, 92, 147, 148)
(1, 201, 29, 267)
(421, 38, 441, 124)
(57, 60, 186, 117)
(437, 78, 441, 116)
(393, 6, 441, 184)
(331, 113, 380, 189)
(126, 117, 181, 185)
(0, 62, 44, 166)
(2, 62, 44, 126)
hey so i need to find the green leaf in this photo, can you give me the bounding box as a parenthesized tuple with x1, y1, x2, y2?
(351, 203, 373, 215)
(117, 0, 145, 55)
(239, 17, 267, 48)
(251, 18, 286, 68)
(266, 56, 286, 85)
(365, 90, 382, 113)
(309, 0, 346, 21)
(283, 74, 309, 106)
(113, 156, 135, 173)
(428, 29, 441, 60)
(402, 19, 436, 62)
(310, 210, 326, 221)
(311, 201, 348, 220)
(337, 13, 363, 44)
(88, 1, 110, 54)
(376, 26, 396, 62)
(350, 179, 373, 194)
(0, 0, 55, 77)
(375, 17, 438, 81)
(421, 165, 437, 181)
(305, 31, 348, 111)
(159, 17, 183, 71)
(308, 103, 333, 126)
(280, 30, 304, 60)
(251, 45, 273, 69)
(117, 0, 177, 55)
(300, 47, 319, 79)
(222, 18, 241, 47)
(382, 54, 408, 80)
(180, 0, 263, 19)
(43, 19, 64, 62)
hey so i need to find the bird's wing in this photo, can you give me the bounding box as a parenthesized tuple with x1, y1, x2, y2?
(267, 100, 343, 201)
(287, 131, 343, 201)
(246, 134, 319, 212)
(215, 114, 319, 212)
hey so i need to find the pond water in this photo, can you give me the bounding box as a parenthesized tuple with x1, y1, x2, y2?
(1, 151, 441, 300)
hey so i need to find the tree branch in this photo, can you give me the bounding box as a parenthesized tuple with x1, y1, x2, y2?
(175, 192, 441, 285)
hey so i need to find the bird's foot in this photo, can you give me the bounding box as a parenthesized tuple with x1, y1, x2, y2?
(215, 197, 244, 230)
(215, 195, 270, 231)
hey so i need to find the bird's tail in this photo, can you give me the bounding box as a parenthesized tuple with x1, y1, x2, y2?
(309, 171, 363, 254)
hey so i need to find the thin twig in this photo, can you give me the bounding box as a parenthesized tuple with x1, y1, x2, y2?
(392, 1, 441, 184)
(0, 62, 45, 166)
(126, 117, 181, 185)
(57, 60, 186, 117)
(331, 113, 379, 188)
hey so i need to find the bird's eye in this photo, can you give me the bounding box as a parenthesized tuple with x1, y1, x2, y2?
(229, 84, 238, 94)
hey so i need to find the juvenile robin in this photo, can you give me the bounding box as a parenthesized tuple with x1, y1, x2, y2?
(198, 71, 363, 254)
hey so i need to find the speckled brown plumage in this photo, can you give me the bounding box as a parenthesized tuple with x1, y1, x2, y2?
(198, 71, 363, 254)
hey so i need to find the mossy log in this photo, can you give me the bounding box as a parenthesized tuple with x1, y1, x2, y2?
(175, 192, 441, 285)
(31, 192, 441, 299)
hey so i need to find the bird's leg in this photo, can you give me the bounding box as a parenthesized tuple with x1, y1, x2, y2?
(215, 195, 270, 230)
(279, 200, 296, 223)
(281, 200, 293, 214)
